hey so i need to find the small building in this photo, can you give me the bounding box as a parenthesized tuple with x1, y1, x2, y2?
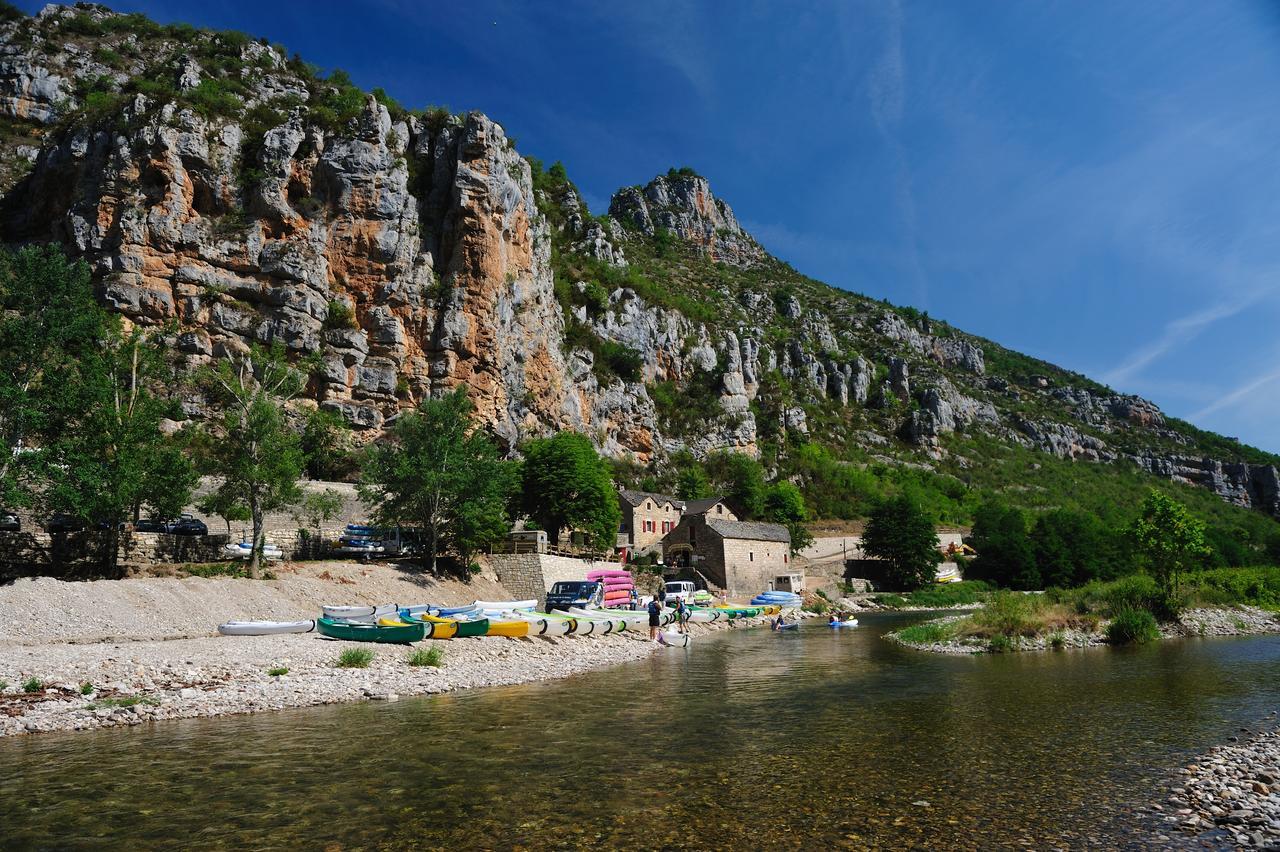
(617, 490, 684, 552)
(661, 515, 791, 598)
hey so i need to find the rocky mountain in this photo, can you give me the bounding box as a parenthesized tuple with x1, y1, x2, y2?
(1, 3, 1278, 525)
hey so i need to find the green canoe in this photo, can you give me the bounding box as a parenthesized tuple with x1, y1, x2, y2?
(317, 616, 425, 644)
(451, 616, 491, 638)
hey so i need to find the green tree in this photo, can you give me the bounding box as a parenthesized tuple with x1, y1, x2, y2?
(202, 344, 306, 578)
(46, 325, 196, 574)
(862, 495, 941, 591)
(1131, 489, 1209, 610)
(675, 465, 711, 501)
(519, 431, 621, 550)
(0, 246, 105, 510)
(360, 388, 517, 573)
(196, 488, 251, 536)
(301, 408, 357, 481)
(292, 487, 345, 543)
(1030, 508, 1128, 588)
(967, 501, 1039, 590)
(704, 450, 766, 519)
(763, 481, 813, 552)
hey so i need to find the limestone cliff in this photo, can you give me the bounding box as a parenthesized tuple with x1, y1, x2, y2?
(2, 3, 1279, 520)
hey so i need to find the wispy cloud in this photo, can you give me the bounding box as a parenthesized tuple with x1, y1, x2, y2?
(1102, 290, 1264, 386)
(1191, 362, 1280, 421)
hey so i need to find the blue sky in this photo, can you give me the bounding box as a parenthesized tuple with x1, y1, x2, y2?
(22, 1, 1280, 451)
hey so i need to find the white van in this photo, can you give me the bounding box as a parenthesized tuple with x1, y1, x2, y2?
(663, 580, 697, 603)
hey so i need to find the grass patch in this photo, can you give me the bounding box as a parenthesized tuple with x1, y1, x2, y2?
(1105, 608, 1160, 645)
(178, 562, 276, 580)
(953, 592, 1098, 640)
(79, 681, 94, 695)
(987, 634, 1014, 653)
(871, 593, 908, 608)
(267, 666, 289, 677)
(407, 646, 444, 667)
(896, 621, 954, 644)
(22, 677, 43, 693)
(335, 648, 374, 669)
(803, 597, 830, 615)
(0, 680, 7, 692)
(875, 581, 991, 610)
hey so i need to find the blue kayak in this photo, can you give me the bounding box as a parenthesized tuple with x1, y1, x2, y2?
(828, 619, 858, 628)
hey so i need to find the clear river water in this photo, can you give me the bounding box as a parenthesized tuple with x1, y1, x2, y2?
(3, 612, 1279, 850)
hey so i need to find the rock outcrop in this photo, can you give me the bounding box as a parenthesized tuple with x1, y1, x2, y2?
(608, 172, 765, 268)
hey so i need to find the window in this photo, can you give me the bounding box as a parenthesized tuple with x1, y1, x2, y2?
(784, 554, 788, 564)
(644, 520, 654, 533)
(749, 551, 754, 562)
(716, 504, 722, 514)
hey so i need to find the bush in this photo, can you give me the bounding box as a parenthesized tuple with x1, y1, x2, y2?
(803, 597, 830, 615)
(184, 78, 244, 119)
(79, 681, 94, 695)
(267, 666, 289, 677)
(897, 621, 952, 644)
(334, 648, 374, 668)
(407, 646, 443, 667)
(324, 300, 357, 330)
(899, 580, 991, 609)
(1106, 608, 1160, 645)
(987, 634, 1014, 653)
(22, 677, 43, 693)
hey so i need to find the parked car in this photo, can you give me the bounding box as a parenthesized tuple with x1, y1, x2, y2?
(168, 514, 208, 536)
(545, 581, 604, 612)
(134, 517, 169, 533)
(46, 513, 85, 533)
(0, 511, 19, 532)
(663, 580, 698, 604)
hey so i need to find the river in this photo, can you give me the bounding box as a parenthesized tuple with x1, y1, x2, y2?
(3, 612, 1278, 849)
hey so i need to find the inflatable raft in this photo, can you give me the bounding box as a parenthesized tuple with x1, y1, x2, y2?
(217, 619, 315, 636)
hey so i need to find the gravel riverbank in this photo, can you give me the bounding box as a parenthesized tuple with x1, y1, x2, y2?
(1154, 719, 1280, 848)
(888, 607, 1280, 655)
(0, 566, 774, 738)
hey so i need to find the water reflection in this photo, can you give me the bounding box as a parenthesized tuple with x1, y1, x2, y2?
(2, 614, 1277, 849)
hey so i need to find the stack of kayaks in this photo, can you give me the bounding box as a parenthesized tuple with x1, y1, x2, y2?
(587, 568, 635, 608)
(751, 590, 803, 607)
(690, 589, 715, 605)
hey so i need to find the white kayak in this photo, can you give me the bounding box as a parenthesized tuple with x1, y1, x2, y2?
(567, 608, 630, 632)
(659, 631, 692, 648)
(509, 611, 576, 637)
(218, 619, 315, 636)
(222, 542, 284, 560)
(473, 599, 537, 612)
(321, 603, 400, 620)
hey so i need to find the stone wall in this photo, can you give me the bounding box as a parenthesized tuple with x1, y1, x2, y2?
(721, 538, 790, 599)
(0, 530, 231, 581)
(489, 553, 617, 608)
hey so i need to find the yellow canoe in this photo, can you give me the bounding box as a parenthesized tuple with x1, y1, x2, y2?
(392, 613, 459, 639)
(485, 619, 529, 638)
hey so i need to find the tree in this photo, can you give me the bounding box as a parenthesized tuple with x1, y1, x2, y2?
(0, 246, 105, 511)
(704, 450, 766, 519)
(1131, 489, 1209, 610)
(202, 344, 306, 578)
(763, 481, 813, 552)
(197, 488, 250, 536)
(966, 501, 1039, 590)
(1030, 508, 1127, 588)
(862, 495, 941, 591)
(360, 388, 517, 573)
(46, 325, 196, 574)
(519, 431, 620, 551)
(675, 466, 711, 501)
(301, 408, 357, 481)
(292, 488, 344, 544)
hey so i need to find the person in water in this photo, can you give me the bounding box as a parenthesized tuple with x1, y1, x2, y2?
(676, 598, 691, 634)
(772, 615, 784, 631)
(648, 595, 663, 642)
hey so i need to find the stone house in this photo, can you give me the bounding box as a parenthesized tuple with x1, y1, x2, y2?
(660, 515, 791, 598)
(617, 491, 740, 554)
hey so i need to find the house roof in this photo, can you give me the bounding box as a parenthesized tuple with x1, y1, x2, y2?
(706, 519, 791, 543)
(619, 489, 683, 508)
(681, 497, 727, 515)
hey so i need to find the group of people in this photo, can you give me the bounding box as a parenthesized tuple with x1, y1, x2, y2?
(647, 589, 692, 643)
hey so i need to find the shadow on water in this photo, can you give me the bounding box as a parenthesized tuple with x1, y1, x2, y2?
(2, 613, 1278, 849)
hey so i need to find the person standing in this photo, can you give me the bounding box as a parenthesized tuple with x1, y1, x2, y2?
(676, 598, 691, 635)
(648, 595, 663, 643)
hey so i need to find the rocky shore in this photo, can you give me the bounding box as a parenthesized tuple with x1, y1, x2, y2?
(888, 607, 1280, 655)
(1155, 719, 1280, 848)
(0, 565, 769, 738)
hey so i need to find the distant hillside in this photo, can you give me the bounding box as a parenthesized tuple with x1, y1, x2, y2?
(0, 2, 1277, 548)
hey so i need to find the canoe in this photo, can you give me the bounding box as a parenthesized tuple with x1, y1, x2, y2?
(397, 612, 458, 639)
(828, 619, 859, 628)
(575, 607, 648, 625)
(659, 631, 692, 648)
(544, 611, 600, 635)
(510, 612, 576, 637)
(566, 608, 630, 632)
(775, 623, 800, 631)
(217, 619, 315, 636)
(422, 613, 490, 638)
(317, 616, 425, 644)
(322, 603, 400, 620)
(485, 619, 530, 638)
(223, 542, 284, 560)
(434, 603, 481, 617)
(472, 599, 536, 612)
